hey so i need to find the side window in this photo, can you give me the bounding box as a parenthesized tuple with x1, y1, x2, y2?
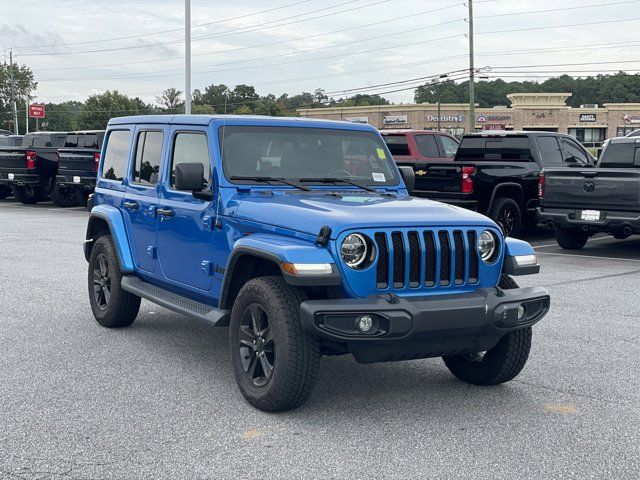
(439, 135, 459, 158)
(64, 134, 79, 148)
(537, 136, 563, 164)
(170, 132, 210, 188)
(561, 138, 589, 165)
(415, 134, 440, 158)
(383, 135, 411, 156)
(101, 130, 131, 182)
(132, 131, 163, 186)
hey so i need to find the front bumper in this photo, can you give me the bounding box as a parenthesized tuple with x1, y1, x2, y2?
(56, 174, 96, 190)
(300, 286, 550, 363)
(538, 207, 640, 233)
(0, 172, 41, 186)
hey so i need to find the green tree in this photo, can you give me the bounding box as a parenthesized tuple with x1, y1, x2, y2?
(40, 101, 83, 131)
(0, 62, 38, 132)
(193, 84, 230, 113)
(156, 87, 183, 112)
(78, 90, 153, 130)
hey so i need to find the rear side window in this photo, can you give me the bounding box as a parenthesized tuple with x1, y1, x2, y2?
(560, 138, 590, 165)
(439, 135, 459, 157)
(81, 134, 99, 149)
(170, 132, 210, 188)
(383, 135, 410, 156)
(415, 134, 440, 158)
(64, 134, 79, 148)
(457, 136, 532, 161)
(132, 131, 164, 186)
(599, 143, 640, 167)
(536, 136, 563, 164)
(101, 130, 131, 181)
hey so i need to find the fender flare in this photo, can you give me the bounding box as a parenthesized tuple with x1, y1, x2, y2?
(219, 234, 341, 310)
(488, 182, 524, 212)
(84, 204, 135, 272)
(502, 237, 539, 275)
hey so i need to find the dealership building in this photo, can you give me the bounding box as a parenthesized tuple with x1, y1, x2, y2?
(298, 93, 640, 148)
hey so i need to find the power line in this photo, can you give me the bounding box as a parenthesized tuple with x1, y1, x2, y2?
(477, 16, 640, 36)
(9, 0, 316, 49)
(16, 0, 392, 56)
(475, 0, 640, 19)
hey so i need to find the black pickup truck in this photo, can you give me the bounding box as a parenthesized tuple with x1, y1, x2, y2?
(52, 130, 105, 207)
(0, 135, 23, 199)
(538, 136, 640, 249)
(0, 131, 68, 204)
(414, 131, 596, 236)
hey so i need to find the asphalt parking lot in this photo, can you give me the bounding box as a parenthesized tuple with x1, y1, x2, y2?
(0, 199, 638, 480)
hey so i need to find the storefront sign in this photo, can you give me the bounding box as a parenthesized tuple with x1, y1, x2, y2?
(426, 113, 464, 123)
(483, 124, 506, 131)
(477, 114, 511, 123)
(345, 116, 368, 124)
(579, 113, 596, 122)
(623, 114, 640, 124)
(383, 115, 408, 125)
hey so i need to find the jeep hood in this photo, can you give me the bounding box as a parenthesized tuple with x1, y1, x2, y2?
(231, 192, 497, 238)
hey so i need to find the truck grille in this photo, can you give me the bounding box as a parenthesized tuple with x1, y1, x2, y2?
(374, 229, 479, 290)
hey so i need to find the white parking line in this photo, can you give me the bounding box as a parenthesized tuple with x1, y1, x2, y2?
(533, 236, 615, 249)
(536, 251, 640, 263)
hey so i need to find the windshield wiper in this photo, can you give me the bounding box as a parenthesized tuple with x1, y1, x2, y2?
(230, 175, 310, 191)
(299, 177, 393, 196)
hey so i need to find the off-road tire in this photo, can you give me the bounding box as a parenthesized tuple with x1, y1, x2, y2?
(51, 183, 82, 207)
(554, 227, 588, 250)
(0, 185, 11, 199)
(229, 276, 320, 412)
(489, 197, 522, 237)
(88, 235, 141, 328)
(442, 274, 532, 385)
(13, 186, 41, 204)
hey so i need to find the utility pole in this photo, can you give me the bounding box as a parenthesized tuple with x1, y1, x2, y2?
(184, 0, 192, 114)
(9, 49, 19, 135)
(25, 95, 29, 134)
(437, 101, 441, 131)
(467, 0, 475, 134)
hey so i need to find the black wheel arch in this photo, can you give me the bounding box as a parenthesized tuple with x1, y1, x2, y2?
(83, 215, 113, 263)
(487, 182, 524, 212)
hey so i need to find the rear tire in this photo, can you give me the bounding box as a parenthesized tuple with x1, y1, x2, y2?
(442, 274, 532, 385)
(229, 276, 320, 412)
(489, 197, 522, 237)
(88, 236, 141, 328)
(554, 227, 588, 250)
(51, 183, 82, 207)
(0, 185, 11, 199)
(13, 186, 41, 204)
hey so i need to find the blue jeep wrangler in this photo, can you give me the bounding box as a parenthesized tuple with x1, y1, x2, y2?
(84, 115, 550, 412)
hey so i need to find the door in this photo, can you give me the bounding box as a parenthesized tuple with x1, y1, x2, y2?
(157, 128, 216, 291)
(123, 128, 166, 273)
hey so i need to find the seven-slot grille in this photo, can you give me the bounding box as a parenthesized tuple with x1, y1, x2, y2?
(374, 229, 480, 290)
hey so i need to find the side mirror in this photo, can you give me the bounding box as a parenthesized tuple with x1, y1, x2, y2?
(175, 162, 204, 191)
(397, 166, 415, 194)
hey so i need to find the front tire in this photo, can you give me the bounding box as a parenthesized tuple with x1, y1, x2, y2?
(442, 274, 532, 385)
(0, 185, 11, 199)
(229, 276, 320, 412)
(88, 236, 141, 328)
(554, 227, 588, 250)
(51, 183, 82, 207)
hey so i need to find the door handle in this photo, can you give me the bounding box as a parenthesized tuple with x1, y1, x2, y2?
(157, 207, 174, 217)
(124, 201, 139, 210)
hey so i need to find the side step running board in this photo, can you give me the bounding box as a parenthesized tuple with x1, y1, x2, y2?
(121, 276, 230, 326)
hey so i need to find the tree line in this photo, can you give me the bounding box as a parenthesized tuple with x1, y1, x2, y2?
(4, 60, 640, 132)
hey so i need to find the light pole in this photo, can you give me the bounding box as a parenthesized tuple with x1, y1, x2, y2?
(467, 0, 475, 133)
(184, 0, 192, 114)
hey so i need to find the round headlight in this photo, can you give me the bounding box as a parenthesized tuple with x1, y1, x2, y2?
(341, 233, 368, 268)
(478, 230, 497, 262)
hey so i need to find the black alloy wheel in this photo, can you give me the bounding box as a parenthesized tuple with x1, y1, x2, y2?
(238, 303, 275, 387)
(498, 205, 516, 235)
(92, 253, 112, 311)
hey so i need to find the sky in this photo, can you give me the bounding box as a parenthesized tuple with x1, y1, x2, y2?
(1, 0, 640, 106)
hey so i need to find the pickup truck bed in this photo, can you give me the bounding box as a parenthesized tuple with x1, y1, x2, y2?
(538, 136, 640, 248)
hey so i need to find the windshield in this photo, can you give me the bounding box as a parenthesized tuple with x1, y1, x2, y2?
(598, 143, 640, 167)
(220, 126, 399, 186)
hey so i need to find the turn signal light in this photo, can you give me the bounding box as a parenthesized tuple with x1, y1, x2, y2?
(25, 150, 36, 169)
(461, 166, 475, 193)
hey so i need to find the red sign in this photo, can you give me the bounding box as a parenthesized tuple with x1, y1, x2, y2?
(483, 123, 506, 131)
(29, 104, 46, 118)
